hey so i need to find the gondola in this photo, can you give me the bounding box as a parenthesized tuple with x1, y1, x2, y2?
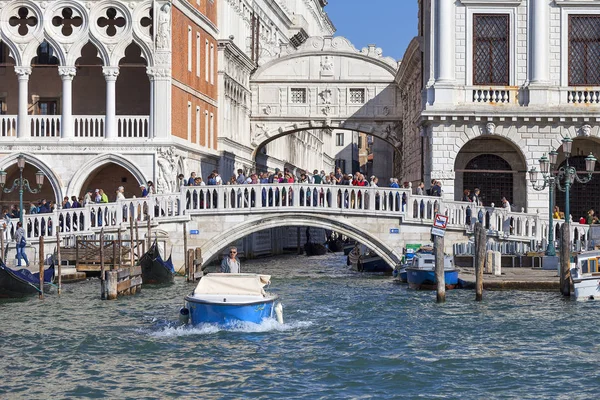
(0, 260, 55, 298)
(139, 241, 175, 284)
(304, 227, 328, 256)
(304, 242, 328, 256)
(326, 236, 344, 252)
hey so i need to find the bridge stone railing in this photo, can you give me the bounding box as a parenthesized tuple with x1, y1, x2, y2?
(2, 184, 591, 250)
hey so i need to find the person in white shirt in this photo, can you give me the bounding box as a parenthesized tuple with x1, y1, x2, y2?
(501, 197, 511, 212)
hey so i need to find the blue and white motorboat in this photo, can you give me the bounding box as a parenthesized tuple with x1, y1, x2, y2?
(571, 251, 600, 301)
(405, 250, 459, 290)
(181, 273, 282, 325)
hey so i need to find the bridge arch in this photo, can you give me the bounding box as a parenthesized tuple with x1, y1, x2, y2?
(200, 213, 403, 268)
(250, 36, 401, 162)
(252, 123, 402, 161)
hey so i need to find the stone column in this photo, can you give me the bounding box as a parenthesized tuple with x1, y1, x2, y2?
(147, 67, 171, 139)
(147, 71, 155, 139)
(530, 0, 549, 84)
(58, 66, 76, 138)
(436, 0, 454, 83)
(102, 66, 119, 139)
(15, 67, 32, 139)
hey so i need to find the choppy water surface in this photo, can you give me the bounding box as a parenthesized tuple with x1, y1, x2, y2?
(1, 253, 600, 399)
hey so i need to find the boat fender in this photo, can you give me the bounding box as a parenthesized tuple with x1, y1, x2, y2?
(179, 307, 190, 325)
(275, 302, 284, 324)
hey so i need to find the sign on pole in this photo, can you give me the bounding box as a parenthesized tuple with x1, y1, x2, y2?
(433, 214, 448, 229)
(431, 214, 448, 237)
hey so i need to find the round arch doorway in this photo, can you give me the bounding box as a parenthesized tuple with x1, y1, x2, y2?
(454, 136, 527, 209)
(79, 163, 141, 201)
(463, 155, 513, 207)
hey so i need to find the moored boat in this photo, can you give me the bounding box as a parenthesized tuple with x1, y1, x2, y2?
(348, 245, 393, 274)
(393, 245, 421, 283)
(326, 237, 345, 252)
(182, 273, 281, 325)
(571, 251, 600, 301)
(405, 250, 458, 290)
(304, 227, 328, 256)
(304, 242, 328, 256)
(0, 261, 55, 298)
(139, 241, 175, 285)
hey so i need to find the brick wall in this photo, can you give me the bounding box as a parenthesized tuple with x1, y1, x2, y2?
(171, 4, 218, 149)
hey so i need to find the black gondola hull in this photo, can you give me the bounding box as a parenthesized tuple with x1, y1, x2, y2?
(304, 242, 328, 256)
(140, 243, 175, 285)
(0, 263, 55, 298)
(326, 239, 344, 253)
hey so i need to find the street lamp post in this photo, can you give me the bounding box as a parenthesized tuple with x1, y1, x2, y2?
(0, 155, 45, 225)
(529, 137, 597, 295)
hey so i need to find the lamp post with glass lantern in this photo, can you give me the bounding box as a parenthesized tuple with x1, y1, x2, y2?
(529, 137, 597, 294)
(0, 155, 45, 226)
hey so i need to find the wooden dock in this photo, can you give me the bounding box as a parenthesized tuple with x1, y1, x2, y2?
(458, 267, 559, 291)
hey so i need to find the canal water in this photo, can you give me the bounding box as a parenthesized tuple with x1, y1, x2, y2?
(1, 253, 600, 399)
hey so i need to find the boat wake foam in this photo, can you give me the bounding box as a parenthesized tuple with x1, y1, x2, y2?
(149, 318, 313, 337)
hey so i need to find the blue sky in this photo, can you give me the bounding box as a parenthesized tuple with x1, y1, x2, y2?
(325, 0, 419, 61)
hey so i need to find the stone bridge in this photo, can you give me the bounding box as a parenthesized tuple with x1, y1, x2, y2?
(10, 184, 590, 268)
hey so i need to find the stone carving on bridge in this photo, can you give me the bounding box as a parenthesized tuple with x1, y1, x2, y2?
(156, 147, 180, 193)
(263, 105, 272, 115)
(273, 36, 398, 71)
(156, 3, 171, 50)
(320, 56, 334, 76)
(319, 89, 332, 104)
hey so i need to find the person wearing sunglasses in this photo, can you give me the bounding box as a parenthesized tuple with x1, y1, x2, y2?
(220, 247, 241, 273)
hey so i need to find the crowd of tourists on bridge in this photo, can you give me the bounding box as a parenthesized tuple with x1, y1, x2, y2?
(177, 167, 425, 190)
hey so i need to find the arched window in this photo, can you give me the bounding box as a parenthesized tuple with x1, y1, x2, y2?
(555, 156, 600, 221)
(463, 154, 512, 207)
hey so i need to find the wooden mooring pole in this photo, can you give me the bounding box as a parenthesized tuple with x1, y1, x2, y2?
(100, 229, 106, 300)
(474, 223, 486, 301)
(297, 227, 302, 255)
(129, 215, 135, 267)
(560, 223, 571, 297)
(56, 226, 62, 295)
(147, 218, 152, 250)
(183, 222, 188, 277)
(135, 219, 141, 254)
(0, 226, 5, 261)
(38, 236, 44, 300)
(117, 228, 123, 267)
(187, 249, 194, 282)
(195, 248, 202, 278)
(434, 234, 445, 303)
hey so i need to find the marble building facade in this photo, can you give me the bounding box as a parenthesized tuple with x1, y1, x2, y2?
(399, 0, 600, 220)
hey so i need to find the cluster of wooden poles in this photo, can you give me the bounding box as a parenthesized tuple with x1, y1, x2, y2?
(434, 222, 573, 303)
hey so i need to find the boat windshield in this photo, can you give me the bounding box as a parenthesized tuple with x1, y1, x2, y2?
(580, 259, 598, 274)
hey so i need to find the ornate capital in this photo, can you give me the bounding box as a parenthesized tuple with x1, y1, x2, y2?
(14, 66, 32, 79)
(102, 66, 120, 81)
(146, 66, 171, 79)
(58, 66, 77, 79)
